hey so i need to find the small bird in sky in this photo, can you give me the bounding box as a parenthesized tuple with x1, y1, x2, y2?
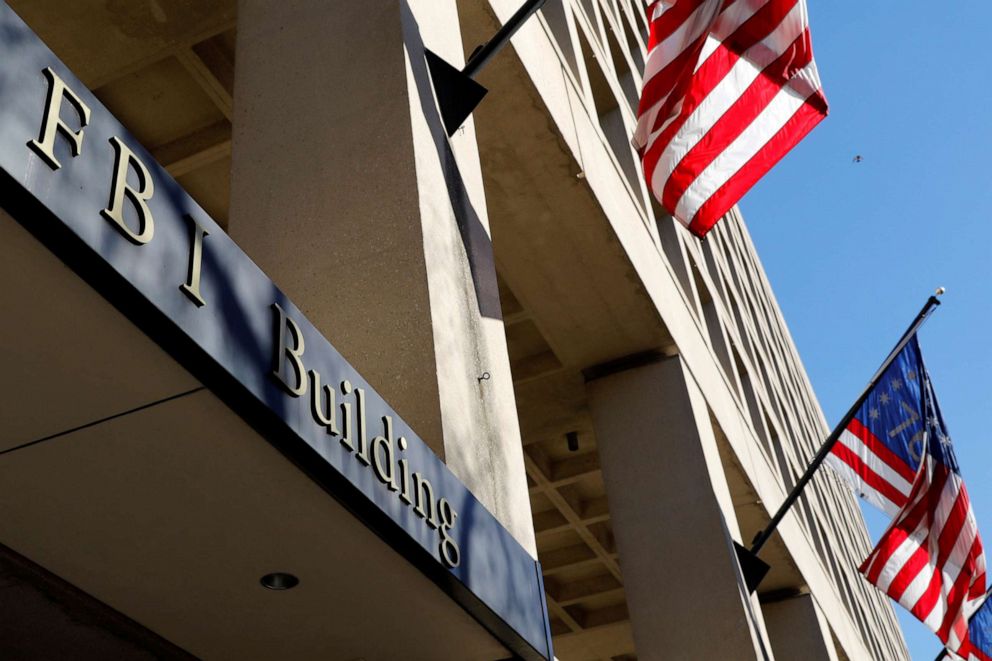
(853, 154, 864, 163)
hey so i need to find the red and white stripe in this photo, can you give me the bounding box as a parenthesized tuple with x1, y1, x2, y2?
(860, 457, 987, 655)
(953, 594, 992, 661)
(825, 418, 917, 518)
(955, 624, 992, 661)
(633, 0, 828, 237)
(959, 642, 992, 661)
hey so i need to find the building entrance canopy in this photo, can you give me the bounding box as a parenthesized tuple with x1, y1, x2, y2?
(0, 3, 552, 658)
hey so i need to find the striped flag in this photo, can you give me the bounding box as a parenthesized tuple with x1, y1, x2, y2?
(948, 589, 992, 660)
(632, 0, 828, 237)
(827, 335, 986, 655)
(825, 336, 926, 518)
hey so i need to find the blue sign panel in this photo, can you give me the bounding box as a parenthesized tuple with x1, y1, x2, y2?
(0, 3, 552, 659)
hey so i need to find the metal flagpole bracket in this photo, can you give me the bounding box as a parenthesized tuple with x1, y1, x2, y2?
(733, 541, 770, 595)
(424, 50, 488, 138)
(425, 0, 547, 137)
(734, 288, 945, 594)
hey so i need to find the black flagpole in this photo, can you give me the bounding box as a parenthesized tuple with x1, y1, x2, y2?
(425, 0, 548, 136)
(462, 0, 548, 80)
(735, 289, 945, 593)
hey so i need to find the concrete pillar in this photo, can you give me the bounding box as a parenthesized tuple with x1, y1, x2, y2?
(587, 356, 770, 660)
(763, 594, 839, 661)
(227, 0, 535, 554)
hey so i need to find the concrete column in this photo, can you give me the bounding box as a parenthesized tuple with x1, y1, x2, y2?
(587, 356, 770, 660)
(763, 594, 839, 661)
(228, 0, 535, 554)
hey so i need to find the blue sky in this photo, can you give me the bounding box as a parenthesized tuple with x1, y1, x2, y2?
(740, 2, 992, 659)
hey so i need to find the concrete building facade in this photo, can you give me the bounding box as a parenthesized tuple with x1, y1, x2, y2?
(0, 0, 909, 659)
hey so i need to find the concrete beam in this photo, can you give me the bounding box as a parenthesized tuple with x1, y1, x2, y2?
(588, 356, 771, 660)
(763, 593, 840, 661)
(151, 120, 231, 178)
(228, 0, 536, 553)
(176, 42, 233, 119)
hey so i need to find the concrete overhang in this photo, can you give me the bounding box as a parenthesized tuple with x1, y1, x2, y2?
(0, 3, 553, 657)
(0, 197, 511, 660)
(456, 1, 674, 372)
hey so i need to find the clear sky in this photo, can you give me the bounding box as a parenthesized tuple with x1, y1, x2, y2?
(739, 2, 992, 659)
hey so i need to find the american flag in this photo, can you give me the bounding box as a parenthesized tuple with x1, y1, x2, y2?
(947, 589, 992, 660)
(632, 0, 828, 237)
(825, 335, 927, 517)
(826, 336, 986, 655)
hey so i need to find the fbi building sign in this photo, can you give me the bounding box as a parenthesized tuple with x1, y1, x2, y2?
(0, 3, 552, 659)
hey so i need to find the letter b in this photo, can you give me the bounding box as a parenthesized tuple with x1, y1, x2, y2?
(271, 303, 307, 397)
(101, 136, 155, 244)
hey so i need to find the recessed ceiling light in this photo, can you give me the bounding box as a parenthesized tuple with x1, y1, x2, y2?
(260, 572, 299, 590)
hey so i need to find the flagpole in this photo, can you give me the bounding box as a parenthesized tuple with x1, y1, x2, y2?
(738, 289, 944, 588)
(461, 0, 547, 80)
(425, 0, 547, 136)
